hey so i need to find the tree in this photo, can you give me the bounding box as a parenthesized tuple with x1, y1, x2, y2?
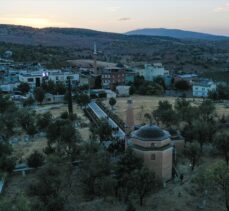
(23, 96, 35, 107)
(28, 163, 65, 211)
(199, 100, 215, 122)
(0, 95, 15, 113)
(132, 167, 155, 206)
(0, 141, 15, 173)
(154, 76, 166, 89)
(210, 161, 229, 211)
(192, 119, 209, 152)
(75, 93, 90, 108)
(18, 110, 36, 135)
(79, 150, 114, 198)
(18, 82, 30, 94)
(36, 112, 52, 131)
(67, 79, 73, 115)
(174, 98, 191, 121)
(184, 142, 200, 171)
(115, 148, 143, 202)
(109, 97, 116, 110)
(34, 87, 45, 105)
(46, 119, 81, 158)
(0, 194, 31, 211)
(95, 119, 113, 142)
(174, 80, 190, 90)
(27, 151, 45, 168)
(153, 100, 177, 127)
(214, 131, 229, 165)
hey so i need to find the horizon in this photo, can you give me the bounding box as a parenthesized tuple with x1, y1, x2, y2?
(1, 0, 229, 36)
(1, 23, 229, 38)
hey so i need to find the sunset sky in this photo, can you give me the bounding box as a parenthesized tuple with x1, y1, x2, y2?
(1, 0, 229, 35)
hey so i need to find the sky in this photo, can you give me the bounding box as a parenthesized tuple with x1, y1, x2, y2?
(0, 0, 229, 36)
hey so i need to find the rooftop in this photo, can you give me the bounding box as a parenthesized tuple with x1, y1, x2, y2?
(132, 124, 170, 141)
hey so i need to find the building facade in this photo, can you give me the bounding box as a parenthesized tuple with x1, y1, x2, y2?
(101, 67, 125, 87)
(192, 79, 216, 97)
(135, 63, 169, 81)
(19, 70, 79, 89)
(129, 125, 173, 181)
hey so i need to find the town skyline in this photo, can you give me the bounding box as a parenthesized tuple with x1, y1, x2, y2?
(1, 0, 229, 36)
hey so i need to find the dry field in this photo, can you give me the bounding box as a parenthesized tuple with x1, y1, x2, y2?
(104, 95, 229, 125)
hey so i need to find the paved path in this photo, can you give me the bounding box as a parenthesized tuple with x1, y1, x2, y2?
(88, 101, 125, 139)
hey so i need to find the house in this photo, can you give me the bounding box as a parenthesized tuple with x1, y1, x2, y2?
(192, 79, 216, 97)
(19, 70, 79, 89)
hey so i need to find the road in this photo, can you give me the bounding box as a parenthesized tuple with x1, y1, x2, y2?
(88, 101, 126, 139)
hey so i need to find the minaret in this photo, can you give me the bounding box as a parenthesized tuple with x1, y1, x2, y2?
(126, 99, 135, 134)
(93, 42, 98, 75)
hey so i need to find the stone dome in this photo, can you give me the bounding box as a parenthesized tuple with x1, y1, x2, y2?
(132, 125, 170, 141)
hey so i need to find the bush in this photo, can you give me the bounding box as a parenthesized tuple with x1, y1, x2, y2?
(27, 151, 45, 168)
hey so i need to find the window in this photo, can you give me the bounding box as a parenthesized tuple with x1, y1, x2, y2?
(28, 78, 34, 82)
(56, 77, 59, 80)
(151, 154, 156, 160)
(151, 143, 155, 147)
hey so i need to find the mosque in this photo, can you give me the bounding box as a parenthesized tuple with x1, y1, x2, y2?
(125, 99, 184, 182)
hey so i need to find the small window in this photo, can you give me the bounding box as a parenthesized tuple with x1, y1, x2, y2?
(151, 143, 155, 147)
(28, 78, 34, 82)
(151, 154, 156, 160)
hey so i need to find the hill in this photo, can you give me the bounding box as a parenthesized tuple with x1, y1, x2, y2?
(126, 28, 229, 41)
(0, 24, 229, 78)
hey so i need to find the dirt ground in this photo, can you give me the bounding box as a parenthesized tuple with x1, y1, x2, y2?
(104, 95, 229, 125)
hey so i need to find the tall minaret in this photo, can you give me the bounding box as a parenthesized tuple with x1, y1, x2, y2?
(126, 99, 135, 134)
(93, 42, 98, 75)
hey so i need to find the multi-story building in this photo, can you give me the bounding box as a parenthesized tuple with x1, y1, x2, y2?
(135, 63, 169, 81)
(192, 79, 216, 97)
(19, 70, 79, 89)
(101, 67, 125, 87)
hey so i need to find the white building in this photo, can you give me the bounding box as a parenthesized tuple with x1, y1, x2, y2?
(192, 79, 216, 97)
(116, 85, 130, 97)
(135, 63, 169, 81)
(19, 70, 79, 89)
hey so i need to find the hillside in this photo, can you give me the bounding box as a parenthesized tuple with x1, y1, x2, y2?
(126, 28, 229, 41)
(0, 24, 229, 78)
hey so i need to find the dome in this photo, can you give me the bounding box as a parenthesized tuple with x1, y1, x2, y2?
(132, 125, 170, 141)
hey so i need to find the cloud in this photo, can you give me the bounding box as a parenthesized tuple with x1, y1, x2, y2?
(119, 17, 131, 21)
(106, 6, 120, 12)
(214, 3, 229, 13)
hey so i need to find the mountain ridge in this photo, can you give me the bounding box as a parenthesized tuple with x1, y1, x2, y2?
(126, 28, 229, 41)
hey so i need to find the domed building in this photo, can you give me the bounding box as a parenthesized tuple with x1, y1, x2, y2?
(129, 124, 173, 181)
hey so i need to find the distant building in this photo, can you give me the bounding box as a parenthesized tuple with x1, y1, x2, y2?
(192, 79, 216, 97)
(174, 73, 198, 85)
(101, 67, 125, 88)
(19, 70, 79, 89)
(116, 85, 130, 97)
(135, 63, 169, 81)
(125, 70, 136, 84)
